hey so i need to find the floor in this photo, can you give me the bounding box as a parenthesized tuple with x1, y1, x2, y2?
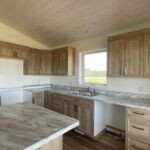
(63, 131, 125, 150)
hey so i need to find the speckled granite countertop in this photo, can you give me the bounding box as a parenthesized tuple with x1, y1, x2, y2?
(26, 87, 150, 111)
(92, 94, 150, 111)
(0, 102, 79, 150)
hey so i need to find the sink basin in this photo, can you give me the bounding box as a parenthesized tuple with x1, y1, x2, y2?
(69, 91, 99, 97)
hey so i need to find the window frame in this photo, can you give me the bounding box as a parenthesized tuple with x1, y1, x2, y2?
(81, 49, 107, 86)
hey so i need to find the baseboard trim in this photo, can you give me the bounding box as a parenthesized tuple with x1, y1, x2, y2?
(94, 129, 106, 140)
(105, 125, 125, 137)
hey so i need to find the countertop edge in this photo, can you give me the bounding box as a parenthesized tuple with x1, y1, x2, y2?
(24, 121, 79, 150)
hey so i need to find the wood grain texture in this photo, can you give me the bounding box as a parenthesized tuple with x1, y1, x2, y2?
(123, 36, 143, 77)
(126, 107, 150, 150)
(63, 131, 125, 150)
(0, 0, 150, 46)
(40, 51, 52, 75)
(107, 40, 124, 77)
(144, 33, 150, 77)
(52, 47, 75, 76)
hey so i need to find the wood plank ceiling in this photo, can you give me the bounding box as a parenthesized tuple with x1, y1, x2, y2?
(0, 0, 149, 47)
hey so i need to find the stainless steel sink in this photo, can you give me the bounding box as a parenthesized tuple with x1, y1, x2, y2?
(69, 91, 99, 97)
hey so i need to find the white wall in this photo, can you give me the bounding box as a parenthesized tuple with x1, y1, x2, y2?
(50, 21, 150, 95)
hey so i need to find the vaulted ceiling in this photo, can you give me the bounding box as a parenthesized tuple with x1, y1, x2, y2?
(0, 0, 150, 47)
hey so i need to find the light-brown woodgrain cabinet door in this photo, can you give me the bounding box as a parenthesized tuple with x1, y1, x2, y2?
(78, 105, 93, 136)
(144, 34, 150, 77)
(52, 50, 60, 75)
(68, 103, 78, 119)
(45, 92, 52, 109)
(40, 51, 52, 75)
(59, 49, 68, 75)
(107, 40, 124, 77)
(23, 49, 40, 75)
(51, 93, 63, 113)
(124, 36, 143, 77)
(0, 45, 16, 58)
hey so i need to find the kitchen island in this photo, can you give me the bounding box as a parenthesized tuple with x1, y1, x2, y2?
(0, 102, 79, 150)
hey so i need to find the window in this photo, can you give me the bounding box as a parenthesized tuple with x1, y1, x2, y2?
(82, 50, 107, 85)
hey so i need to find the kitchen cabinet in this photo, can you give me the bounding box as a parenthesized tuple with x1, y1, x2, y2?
(0, 45, 17, 58)
(108, 30, 144, 77)
(144, 34, 150, 77)
(52, 50, 59, 75)
(51, 93, 63, 113)
(45, 91, 52, 109)
(23, 49, 40, 75)
(62, 96, 78, 119)
(40, 51, 52, 75)
(0, 42, 24, 59)
(32, 91, 45, 107)
(126, 107, 150, 150)
(52, 47, 75, 76)
(0, 40, 75, 76)
(124, 36, 143, 77)
(46, 93, 94, 137)
(78, 105, 93, 136)
(107, 40, 124, 76)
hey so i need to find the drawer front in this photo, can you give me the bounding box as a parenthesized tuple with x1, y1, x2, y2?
(127, 137, 150, 150)
(127, 107, 150, 120)
(127, 117, 150, 140)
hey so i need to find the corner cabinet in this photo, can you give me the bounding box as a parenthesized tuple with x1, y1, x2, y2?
(23, 49, 40, 75)
(52, 47, 75, 76)
(0, 40, 75, 76)
(40, 51, 52, 75)
(107, 28, 150, 78)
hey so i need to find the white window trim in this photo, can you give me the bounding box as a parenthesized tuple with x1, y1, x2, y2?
(80, 48, 107, 87)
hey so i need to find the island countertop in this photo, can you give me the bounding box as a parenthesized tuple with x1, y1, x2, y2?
(0, 102, 79, 150)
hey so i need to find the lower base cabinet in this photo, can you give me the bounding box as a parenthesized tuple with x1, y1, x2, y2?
(78, 105, 93, 136)
(45, 92, 94, 137)
(127, 136, 150, 150)
(126, 107, 150, 150)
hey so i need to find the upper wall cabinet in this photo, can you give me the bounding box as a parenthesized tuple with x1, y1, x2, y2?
(107, 28, 150, 78)
(123, 36, 143, 77)
(144, 34, 150, 77)
(52, 47, 75, 76)
(0, 40, 75, 76)
(40, 51, 52, 75)
(107, 40, 124, 76)
(23, 49, 40, 75)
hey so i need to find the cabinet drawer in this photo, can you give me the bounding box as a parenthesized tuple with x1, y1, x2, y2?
(127, 137, 150, 150)
(127, 117, 150, 140)
(127, 107, 150, 120)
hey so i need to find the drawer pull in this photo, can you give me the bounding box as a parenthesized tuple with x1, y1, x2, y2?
(132, 125, 144, 131)
(133, 112, 144, 116)
(131, 145, 144, 150)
